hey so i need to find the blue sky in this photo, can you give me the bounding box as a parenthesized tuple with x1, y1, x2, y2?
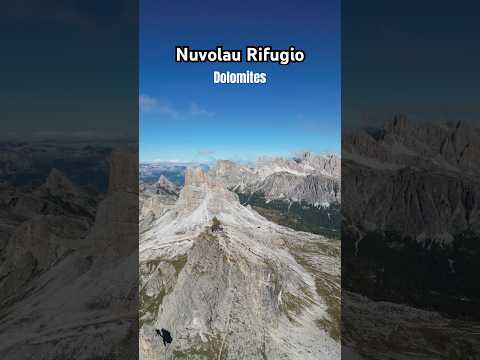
(140, 0, 340, 162)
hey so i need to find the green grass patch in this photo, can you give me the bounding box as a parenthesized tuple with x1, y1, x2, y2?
(139, 255, 188, 327)
(315, 276, 341, 341)
(237, 191, 340, 238)
(172, 334, 227, 360)
(279, 286, 316, 324)
(289, 247, 341, 341)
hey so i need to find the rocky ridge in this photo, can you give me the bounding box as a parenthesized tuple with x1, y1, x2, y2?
(140, 175, 180, 233)
(0, 150, 138, 359)
(343, 116, 480, 241)
(342, 116, 480, 359)
(210, 153, 341, 207)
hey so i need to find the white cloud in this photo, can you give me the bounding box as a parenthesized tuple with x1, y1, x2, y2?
(139, 94, 180, 118)
(152, 159, 182, 163)
(140, 95, 214, 119)
(190, 102, 214, 117)
(197, 149, 216, 156)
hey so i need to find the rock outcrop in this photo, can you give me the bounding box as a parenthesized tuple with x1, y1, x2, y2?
(140, 174, 180, 233)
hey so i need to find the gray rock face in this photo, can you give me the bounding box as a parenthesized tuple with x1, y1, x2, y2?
(342, 117, 480, 359)
(343, 290, 480, 360)
(247, 172, 340, 205)
(0, 168, 96, 303)
(210, 153, 341, 207)
(211, 160, 257, 190)
(140, 175, 180, 233)
(157, 175, 180, 193)
(344, 163, 480, 239)
(0, 150, 137, 360)
(140, 168, 340, 359)
(343, 116, 480, 241)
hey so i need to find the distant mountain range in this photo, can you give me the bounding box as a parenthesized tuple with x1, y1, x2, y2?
(140, 153, 341, 238)
(0, 141, 113, 191)
(140, 161, 209, 185)
(210, 152, 340, 207)
(141, 153, 340, 207)
(344, 116, 480, 242)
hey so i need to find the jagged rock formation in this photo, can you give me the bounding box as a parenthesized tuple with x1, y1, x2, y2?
(140, 175, 180, 233)
(342, 116, 480, 359)
(343, 116, 480, 241)
(0, 149, 137, 360)
(140, 167, 340, 359)
(90, 150, 138, 256)
(246, 172, 340, 206)
(210, 153, 341, 207)
(157, 175, 180, 193)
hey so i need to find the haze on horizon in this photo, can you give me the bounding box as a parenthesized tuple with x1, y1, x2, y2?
(140, 149, 341, 165)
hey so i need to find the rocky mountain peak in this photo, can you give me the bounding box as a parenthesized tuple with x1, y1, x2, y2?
(213, 160, 237, 175)
(301, 151, 312, 160)
(184, 167, 210, 187)
(157, 174, 170, 185)
(176, 167, 240, 216)
(108, 150, 138, 194)
(156, 175, 178, 192)
(44, 168, 78, 197)
(384, 114, 410, 134)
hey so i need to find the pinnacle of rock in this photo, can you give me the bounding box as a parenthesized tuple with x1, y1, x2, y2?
(108, 150, 138, 194)
(156, 175, 179, 193)
(302, 151, 312, 160)
(385, 114, 409, 133)
(45, 168, 78, 197)
(157, 175, 171, 186)
(184, 167, 209, 187)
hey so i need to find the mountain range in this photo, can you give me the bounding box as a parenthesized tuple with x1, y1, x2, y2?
(342, 116, 480, 359)
(0, 148, 138, 359)
(343, 116, 480, 241)
(140, 162, 209, 185)
(139, 154, 341, 359)
(210, 152, 340, 207)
